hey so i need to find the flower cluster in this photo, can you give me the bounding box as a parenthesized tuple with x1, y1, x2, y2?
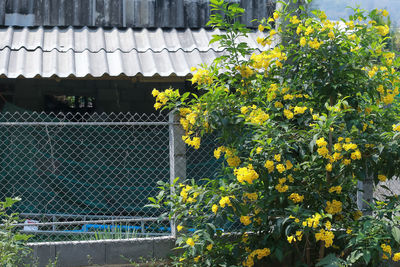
(315, 229, 335, 248)
(234, 165, 259, 184)
(325, 200, 342, 215)
(328, 185, 342, 194)
(381, 243, 392, 260)
(191, 68, 213, 85)
(303, 213, 321, 228)
(152, 88, 180, 110)
(288, 193, 304, 203)
(242, 248, 271, 267)
(287, 231, 303, 243)
(241, 105, 270, 125)
(214, 146, 241, 167)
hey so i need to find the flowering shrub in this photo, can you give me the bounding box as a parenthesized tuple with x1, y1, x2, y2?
(150, 0, 400, 266)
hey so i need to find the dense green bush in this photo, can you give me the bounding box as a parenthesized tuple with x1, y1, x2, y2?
(151, 0, 400, 266)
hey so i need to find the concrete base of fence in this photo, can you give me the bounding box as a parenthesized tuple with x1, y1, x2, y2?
(26, 237, 176, 267)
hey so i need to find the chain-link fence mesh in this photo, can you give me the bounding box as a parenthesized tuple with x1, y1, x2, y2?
(0, 112, 178, 242)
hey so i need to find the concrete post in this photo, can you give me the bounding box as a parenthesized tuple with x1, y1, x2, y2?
(357, 162, 373, 215)
(169, 111, 186, 237)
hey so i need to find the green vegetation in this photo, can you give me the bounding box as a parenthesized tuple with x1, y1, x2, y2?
(151, 0, 400, 266)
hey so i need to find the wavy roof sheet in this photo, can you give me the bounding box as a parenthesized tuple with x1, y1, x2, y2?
(0, 27, 269, 78)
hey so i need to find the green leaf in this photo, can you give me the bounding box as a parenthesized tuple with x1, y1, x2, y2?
(363, 250, 371, 264)
(392, 226, 400, 244)
(316, 253, 346, 267)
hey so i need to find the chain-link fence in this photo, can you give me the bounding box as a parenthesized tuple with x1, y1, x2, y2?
(0, 111, 220, 242)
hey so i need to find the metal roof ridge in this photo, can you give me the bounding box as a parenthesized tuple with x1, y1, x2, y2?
(0, 46, 234, 54)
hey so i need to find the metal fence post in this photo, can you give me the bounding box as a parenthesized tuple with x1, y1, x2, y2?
(169, 111, 186, 238)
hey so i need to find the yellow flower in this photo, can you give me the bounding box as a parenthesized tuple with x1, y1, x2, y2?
(206, 244, 213, 251)
(378, 174, 387, 182)
(328, 31, 335, 39)
(333, 143, 342, 152)
(343, 159, 351, 165)
(240, 215, 252, 226)
(315, 229, 335, 248)
(393, 252, 400, 262)
(296, 231, 303, 241)
(300, 37, 307, 47)
(186, 238, 195, 247)
(326, 163, 332, 172)
(275, 101, 283, 108)
(308, 38, 323, 49)
(236, 65, 254, 78)
(244, 192, 258, 201)
(382, 9, 389, 17)
(316, 137, 328, 147)
(286, 160, 293, 170)
(288, 193, 304, 203)
(323, 221, 331, 231)
(283, 109, 294, 119)
(283, 94, 294, 100)
(317, 147, 329, 157)
(276, 164, 286, 173)
(393, 124, 400, 131)
(212, 204, 218, 214)
(151, 89, 160, 97)
(258, 24, 265, 32)
(351, 150, 362, 160)
(328, 186, 342, 194)
(191, 68, 213, 85)
(264, 160, 275, 173)
(325, 200, 342, 215)
(343, 143, 357, 151)
(256, 147, 263, 154)
(375, 25, 389, 36)
(274, 154, 281, 162)
(234, 165, 259, 184)
(303, 213, 321, 228)
(346, 228, 352, 234)
(293, 106, 307, 115)
(381, 244, 392, 260)
(273, 12, 279, 20)
(275, 183, 289, 193)
(219, 196, 232, 208)
(226, 156, 241, 167)
(154, 102, 163, 110)
(305, 26, 314, 35)
(290, 16, 301, 24)
(177, 225, 183, 232)
(213, 146, 224, 159)
(194, 256, 200, 262)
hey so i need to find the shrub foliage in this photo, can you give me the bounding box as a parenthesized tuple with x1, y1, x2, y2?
(151, 0, 400, 266)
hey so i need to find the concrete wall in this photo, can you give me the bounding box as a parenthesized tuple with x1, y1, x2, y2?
(27, 237, 176, 267)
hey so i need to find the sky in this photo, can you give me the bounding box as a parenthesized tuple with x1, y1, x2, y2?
(310, 0, 400, 27)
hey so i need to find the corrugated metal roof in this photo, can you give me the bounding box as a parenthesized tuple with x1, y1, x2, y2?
(0, 27, 270, 78)
(0, 27, 266, 53)
(0, 0, 275, 28)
